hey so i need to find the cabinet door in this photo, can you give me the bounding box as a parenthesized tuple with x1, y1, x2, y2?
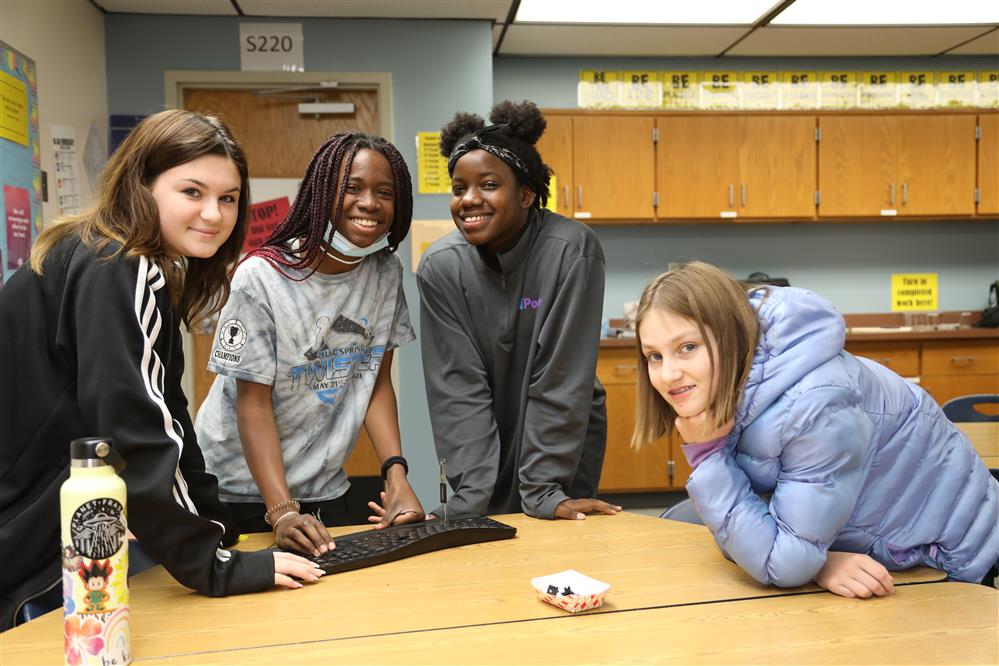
(818, 115, 896, 217)
(668, 432, 692, 488)
(921, 375, 999, 407)
(657, 116, 739, 218)
(738, 115, 817, 218)
(573, 116, 656, 220)
(536, 114, 574, 217)
(845, 341, 920, 378)
(596, 349, 670, 492)
(977, 114, 999, 215)
(897, 115, 976, 216)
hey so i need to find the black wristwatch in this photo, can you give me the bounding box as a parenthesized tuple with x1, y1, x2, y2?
(380, 455, 409, 480)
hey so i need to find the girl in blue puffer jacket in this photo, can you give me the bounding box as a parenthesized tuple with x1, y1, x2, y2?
(632, 261, 998, 598)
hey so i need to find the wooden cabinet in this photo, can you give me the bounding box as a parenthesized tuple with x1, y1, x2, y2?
(596, 348, 690, 492)
(978, 114, 999, 215)
(818, 114, 977, 217)
(921, 340, 999, 405)
(536, 114, 574, 217)
(657, 115, 816, 219)
(738, 115, 817, 218)
(572, 115, 656, 220)
(846, 341, 920, 378)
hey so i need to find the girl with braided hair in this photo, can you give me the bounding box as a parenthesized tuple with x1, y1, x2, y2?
(405, 101, 620, 521)
(196, 132, 424, 557)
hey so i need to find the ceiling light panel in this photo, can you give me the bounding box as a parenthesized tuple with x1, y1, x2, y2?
(94, 0, 237, 14)
(515, 0, 779, 25)
(238, 1, 511, 21)
(772, 0, 999, 25)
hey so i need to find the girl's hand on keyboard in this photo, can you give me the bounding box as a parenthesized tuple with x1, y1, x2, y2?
(367, 488, 427, 528)
(272, 551, 325, 589)
(274, 511, 334, 557)
(554, 498, 623, 520)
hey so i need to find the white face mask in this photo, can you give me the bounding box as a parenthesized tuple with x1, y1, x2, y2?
(326, 222, 390, 258)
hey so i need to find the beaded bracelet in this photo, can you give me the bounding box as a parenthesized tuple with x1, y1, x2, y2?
(263, 499, 301, 526)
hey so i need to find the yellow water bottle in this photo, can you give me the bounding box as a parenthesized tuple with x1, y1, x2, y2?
(60, 437, 131, 666)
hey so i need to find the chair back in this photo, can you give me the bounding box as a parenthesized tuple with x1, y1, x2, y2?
(941, 394, 999, 422)
(659, 498, 704, 525)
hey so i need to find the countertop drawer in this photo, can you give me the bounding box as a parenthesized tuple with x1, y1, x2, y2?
(846, 341, 920, 377)
(597, 348, 640, 385)
(921, 340, 999, 376)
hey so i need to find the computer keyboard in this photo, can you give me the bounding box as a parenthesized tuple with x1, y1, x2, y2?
(298, 515, 517, 574)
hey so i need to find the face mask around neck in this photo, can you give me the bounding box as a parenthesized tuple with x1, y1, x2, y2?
(326, 223, 390, 258)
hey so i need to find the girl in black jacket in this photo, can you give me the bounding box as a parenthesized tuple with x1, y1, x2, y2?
(0, 109, 322, 631)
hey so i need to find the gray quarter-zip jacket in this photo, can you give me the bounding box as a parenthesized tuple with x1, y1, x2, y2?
(417, 208, 607, 519)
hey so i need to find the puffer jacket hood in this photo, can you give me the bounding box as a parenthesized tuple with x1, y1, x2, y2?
(738, 287, 846, 429)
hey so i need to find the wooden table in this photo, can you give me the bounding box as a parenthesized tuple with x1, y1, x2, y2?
(2, 513, 992, 665)
(958, 421, 999, 468)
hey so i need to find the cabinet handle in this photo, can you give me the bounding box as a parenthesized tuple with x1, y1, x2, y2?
(614, 364, 637, 373)
(577, 186, 583, 208)
(949, 355, 975, 366)
(728, 184, 734, 207)
(667, 459, 675, 486)
(902, 181, 909, 206)
(741, 184, 747, 207)
(889, 183, 895, 206)
(563, 185, 569, 210)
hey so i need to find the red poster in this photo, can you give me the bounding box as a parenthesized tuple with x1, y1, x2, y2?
(242, 197, 290, 253)
(4, 185, 31, 270)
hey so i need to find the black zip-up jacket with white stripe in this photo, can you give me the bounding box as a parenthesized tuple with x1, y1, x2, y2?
(0, 236, 273, 630)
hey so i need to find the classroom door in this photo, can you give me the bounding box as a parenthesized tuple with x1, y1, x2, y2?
(183, 86, 383, 482)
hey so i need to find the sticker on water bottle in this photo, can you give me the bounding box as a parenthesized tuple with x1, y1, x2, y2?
(70, 498, 126, 559)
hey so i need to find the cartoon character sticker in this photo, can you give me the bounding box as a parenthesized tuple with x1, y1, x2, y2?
(78, 560, 113, 613)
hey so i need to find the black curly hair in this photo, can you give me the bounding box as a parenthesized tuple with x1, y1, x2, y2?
(251, 131, 413, 279)
(440, 100, 551, 209)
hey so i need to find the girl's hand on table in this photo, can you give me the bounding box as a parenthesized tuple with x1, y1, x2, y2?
(272, 551, 325, 589)
(814, 551, 895, 598)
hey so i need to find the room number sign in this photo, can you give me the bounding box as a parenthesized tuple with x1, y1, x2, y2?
(239, 23, 304, 72)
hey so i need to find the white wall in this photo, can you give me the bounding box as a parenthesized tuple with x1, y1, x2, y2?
(0, 0, 107, 224)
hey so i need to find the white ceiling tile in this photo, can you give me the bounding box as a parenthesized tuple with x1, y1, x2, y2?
(943, 28, 999, 55)
(237, 1, 512, 21)
(499, 25, 746, 56)
(728, 26, 990, 56)
(94, 0, 237, 14)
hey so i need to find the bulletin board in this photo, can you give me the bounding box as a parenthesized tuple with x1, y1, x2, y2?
(0, 41, 41, 286)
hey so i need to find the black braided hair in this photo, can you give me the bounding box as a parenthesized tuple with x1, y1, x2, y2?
(251, 131, 413, 278)
(440, 100, 552, 209)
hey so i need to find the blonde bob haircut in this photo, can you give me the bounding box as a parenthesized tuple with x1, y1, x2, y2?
(631, 261, 762, 449)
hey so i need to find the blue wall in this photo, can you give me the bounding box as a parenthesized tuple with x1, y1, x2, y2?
(495, 55, 999, 317)
(105, 14, 492, 511)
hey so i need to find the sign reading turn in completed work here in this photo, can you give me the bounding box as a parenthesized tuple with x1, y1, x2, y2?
(891, 273, 938, 311)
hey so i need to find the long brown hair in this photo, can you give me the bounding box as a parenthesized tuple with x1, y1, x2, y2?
(631, 261, 762, 448)
(252, 131, 413, 278)
(29, 109, 250, 328)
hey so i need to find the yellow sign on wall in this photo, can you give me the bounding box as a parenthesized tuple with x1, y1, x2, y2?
(0, 70, 29, 146)
(891, 273, 938, 311)
(416, 131, 450, 194)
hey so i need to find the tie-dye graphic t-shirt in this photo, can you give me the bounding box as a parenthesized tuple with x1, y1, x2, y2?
(196, 251, 415, 503)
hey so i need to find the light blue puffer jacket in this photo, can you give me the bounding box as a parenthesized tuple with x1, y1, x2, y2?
(686, 287, 999, 586)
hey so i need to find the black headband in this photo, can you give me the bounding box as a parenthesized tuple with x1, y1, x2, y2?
(446, 124, 532, 184)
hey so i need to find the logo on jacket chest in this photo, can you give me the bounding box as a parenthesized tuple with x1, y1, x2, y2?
(519, 296, 543, 311)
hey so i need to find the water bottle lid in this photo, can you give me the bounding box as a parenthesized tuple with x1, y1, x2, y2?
(70, 437, 126, 472)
